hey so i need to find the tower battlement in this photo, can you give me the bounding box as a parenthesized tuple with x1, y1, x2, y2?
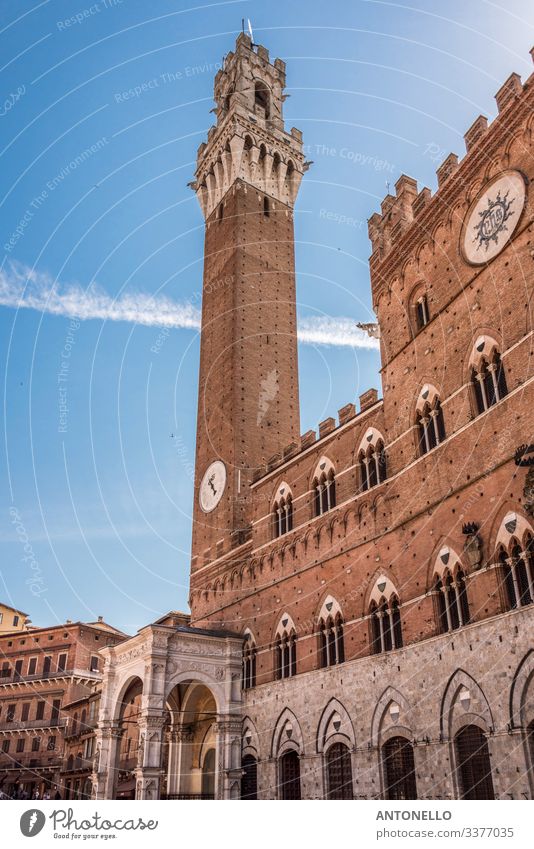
(190, 33, 310, 220)
(367, 58, 533, 275)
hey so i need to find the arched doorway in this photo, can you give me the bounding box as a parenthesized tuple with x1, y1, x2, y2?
(201, 749, 216, 798)
(164, 682, 218, 799)
(115, 677, 143, 800)
(455, 725, 495, 799)
(383, 736, 417, 800)
(279, 750, 301, 800)
(326, 742, 353, 799)
(241, 754, 258, 799)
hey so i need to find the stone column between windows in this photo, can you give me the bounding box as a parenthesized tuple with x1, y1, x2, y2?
(487, 361, 500, 401)
(430, 408, 440, 444)
(476, 371, 489, 410)
(364, 456, 371, 490)
(388, 607, 396, 650)
(421, 417, 431, 453)
(507, 556, 521, 605)
(373, 451, 380, 484)
(521, 549, 534, 600)
(441, 584, 453, 631)
(452, 580, 464, 626)
(378, 611, 386, 653)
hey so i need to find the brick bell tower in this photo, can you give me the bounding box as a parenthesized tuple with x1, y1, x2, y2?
(189, 33, 308, 571)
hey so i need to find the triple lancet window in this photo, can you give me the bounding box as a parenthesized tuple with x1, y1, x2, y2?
(470, 339, 508, 416)
(358, 430, 387, 491)
(313, 459, 336, 517)
(415, 385, 446, 456)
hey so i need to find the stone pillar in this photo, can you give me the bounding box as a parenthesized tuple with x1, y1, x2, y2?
(215, 718, 243, 800)
(92, 722, 123, 800)
(260, 758, 277, 800)
(487, 733, 523, 799)
(169, 727, 195, 796)
(135, 714, 166, 800)
(300, 752, 322, 799)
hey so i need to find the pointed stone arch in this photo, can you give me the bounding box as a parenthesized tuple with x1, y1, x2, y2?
(274, 612, 296, 639)
(317, 593, 342, 622)
(316, 697, 355, 753)
(368, 573, 401, 607)
(494, 510, 534, 551)
(510, 649, 534, 730)
(310, 455, 335, 487)
(242, 715, 261, 759)
(371, 686, 413, 747)
(271, 707, 304, 757)
(440, 669, 494, 739)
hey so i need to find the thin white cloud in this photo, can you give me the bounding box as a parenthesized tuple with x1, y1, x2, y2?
(297, 315, 379, 349)
(0, 262, 379, 350)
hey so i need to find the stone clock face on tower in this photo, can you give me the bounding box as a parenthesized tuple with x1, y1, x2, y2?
(199, 460, 226, 513)
(461, 170, 526, 265)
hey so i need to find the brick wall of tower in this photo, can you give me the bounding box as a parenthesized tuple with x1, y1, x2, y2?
(189, 59, 534, 691)
(191, 181, 300, 569)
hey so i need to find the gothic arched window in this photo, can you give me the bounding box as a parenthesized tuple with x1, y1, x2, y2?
(273, 489, 293, 539)
(417, 398, 445, 456)
(434, 568, 470, 633)
(326, 742, 353, 799)
(318, 613, 344, 668)
(370, 596, 403, 654)
(471, 348, 508, 416)
(359, 437, 387, 492)
(314, 468, 336, 516)
(415, 293, 430, 330)
(383, 736, 417, 800)
(242, 633, 257, 690)
(274, 628, 297, 680)
(455, 725, 495, 800)
(498, 540, 534, 610)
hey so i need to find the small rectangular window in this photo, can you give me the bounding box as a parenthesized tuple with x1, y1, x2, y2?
(6, 704, 16, 722)
(16, 738, 25, 753)
(13, 615, 19, 626)
(14, 659, 23, 680)
(32, 737, 41, 752)
(36, 701, 45, 720)
(263, 196, 270, 217)
(57, 653, 67, 672)
(47, 736, 56, 751)
(90, 656, 99, 673)
(28, 657, 37, 676)
(43, 656, 51, 677)
(2, 740, 10, 754)
(21, 702, 30, 721)
(51, 700, 60, 724)
(1, 662, 10, 678)
(0, 612, 3, 623)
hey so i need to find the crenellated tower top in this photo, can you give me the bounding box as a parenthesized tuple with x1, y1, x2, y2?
(190, 32, 310, 220)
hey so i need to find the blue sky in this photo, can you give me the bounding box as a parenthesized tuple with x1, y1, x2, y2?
(1, 0, 533, 635)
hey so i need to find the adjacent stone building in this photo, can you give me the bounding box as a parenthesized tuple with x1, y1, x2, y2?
(94, 33, 534, 800)
(0, 617, 126, 798)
